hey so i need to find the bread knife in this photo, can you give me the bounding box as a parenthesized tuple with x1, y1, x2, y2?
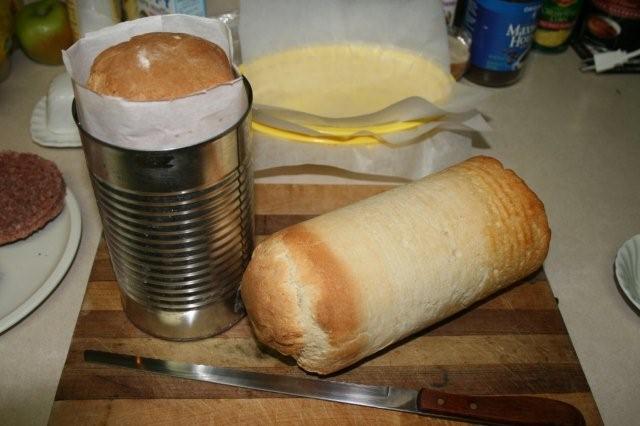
(85, 350, 585, 426)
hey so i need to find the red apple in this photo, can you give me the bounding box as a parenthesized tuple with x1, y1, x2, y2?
(15, 0, 73, 65)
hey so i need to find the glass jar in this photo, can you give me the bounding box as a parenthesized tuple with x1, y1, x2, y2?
(462, 0, 543, 86)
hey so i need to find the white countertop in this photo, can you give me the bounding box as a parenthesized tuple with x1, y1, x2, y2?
(1, 49, 639, 425)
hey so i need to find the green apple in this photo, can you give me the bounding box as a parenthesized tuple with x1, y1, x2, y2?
(15, 0, 73, 65)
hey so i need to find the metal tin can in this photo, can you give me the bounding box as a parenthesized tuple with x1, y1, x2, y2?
(76, 78, 254, 341)
(534, 0, 584, 52)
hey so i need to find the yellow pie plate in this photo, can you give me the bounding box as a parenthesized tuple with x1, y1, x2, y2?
(252, 118, 432, 146)
(242, 43, 453, 146)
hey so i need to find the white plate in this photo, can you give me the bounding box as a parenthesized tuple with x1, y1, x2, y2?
(615, 235, 640, 314)
(0, 190, 82, 334)
(30, 96, 81, 148)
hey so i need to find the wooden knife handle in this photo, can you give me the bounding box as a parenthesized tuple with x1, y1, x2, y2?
(417, 388, 586, 426)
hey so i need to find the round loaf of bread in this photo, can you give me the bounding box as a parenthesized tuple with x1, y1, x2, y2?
(87, 32, 233, 101)
(241, 156, 551, 374)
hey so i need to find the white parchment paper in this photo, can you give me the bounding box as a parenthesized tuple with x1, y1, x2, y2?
(240, 0, 450, 70)
(253, 130, 475, 181)
(63, 15, 248, 151)
(238, 0, 489, 178)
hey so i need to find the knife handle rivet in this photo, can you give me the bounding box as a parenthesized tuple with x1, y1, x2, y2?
(437, 398, 445, 406)
(469, 402, 478, 410)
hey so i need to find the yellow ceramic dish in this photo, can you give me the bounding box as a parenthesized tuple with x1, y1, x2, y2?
(240, 44, 452, 117)
(253, 122, 377, 145)
(252, 117, 439, 146)
(242, 43, 453, 145)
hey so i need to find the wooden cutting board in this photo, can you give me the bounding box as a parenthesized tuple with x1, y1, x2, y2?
(50, 184, 602, 425)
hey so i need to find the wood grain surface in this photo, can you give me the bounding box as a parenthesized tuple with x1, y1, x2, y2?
(49, 184, 602, 425)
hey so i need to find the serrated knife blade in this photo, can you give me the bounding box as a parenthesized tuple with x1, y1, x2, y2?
(84, 350, 584, 426)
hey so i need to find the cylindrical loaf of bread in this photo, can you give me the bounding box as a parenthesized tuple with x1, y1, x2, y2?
(241, 156, 551, 374)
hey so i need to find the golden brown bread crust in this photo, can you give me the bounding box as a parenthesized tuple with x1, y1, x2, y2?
(241, 234, 306, 358)
(241, 156, 551, 374)
(241, 226, 366, 373)
(453, 156, 550, 284)
(87, 32, 233, 101)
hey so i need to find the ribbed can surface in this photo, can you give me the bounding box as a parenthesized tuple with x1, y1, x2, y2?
(75, 79, 254, 340)
(93, 160, 253, 310)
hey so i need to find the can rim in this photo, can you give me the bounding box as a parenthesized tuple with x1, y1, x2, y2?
(72, 76, 254, 154)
